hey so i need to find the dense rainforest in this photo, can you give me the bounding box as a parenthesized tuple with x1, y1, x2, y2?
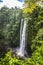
(0, 0, 43, 65)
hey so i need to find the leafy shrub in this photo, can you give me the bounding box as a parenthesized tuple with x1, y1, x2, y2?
(0, 50, 43, 65)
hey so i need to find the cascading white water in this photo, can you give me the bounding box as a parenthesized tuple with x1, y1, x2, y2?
(17, 19, 27, 57)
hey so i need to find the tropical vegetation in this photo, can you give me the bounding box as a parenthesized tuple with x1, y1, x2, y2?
(0, 0, 43, 65)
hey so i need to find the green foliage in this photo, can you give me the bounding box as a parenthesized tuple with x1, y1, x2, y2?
(0, 7, 22, 46)
(0, 49, 43, 65)
(0, 0, 43, 65)
(31, 7, 43, 51)
(0, 52, 23, 65)
(0, 7, 23, 57)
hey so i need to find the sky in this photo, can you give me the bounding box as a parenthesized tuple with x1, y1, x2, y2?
(0, 0, 24, 9)
(0, 0, 3, 2)
(18, 0, 24, 2)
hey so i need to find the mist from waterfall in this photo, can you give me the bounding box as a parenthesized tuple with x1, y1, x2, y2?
(17, 19, 27, 57)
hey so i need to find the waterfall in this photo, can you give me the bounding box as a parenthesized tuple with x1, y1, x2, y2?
(17, 19, 27, 57)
